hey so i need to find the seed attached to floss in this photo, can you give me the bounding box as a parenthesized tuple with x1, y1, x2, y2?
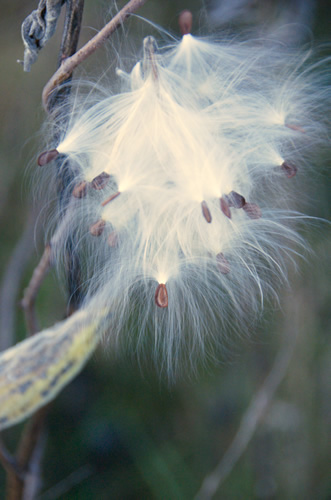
(201, 200, 212, 223)
(37, 149, 59, 166)
(107, 231, 118, 248)
(143, 36, 158, 81)
(281, 161, 298, 178)
(243, 202, 262, 219)
(220, 197, 231, 219)
(226, 191, 246, 209)
(91, 172, 110, 190)
(72, 181, 88, 198)
(285, 124, 306, 133)
(179, 10, 193, 35)
(101, 191, 120, 207)
(90, 219, 106, 236)
(216, 253, 230, 274)
(155, 283, 168, 308)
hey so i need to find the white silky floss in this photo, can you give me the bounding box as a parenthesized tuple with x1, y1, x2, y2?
(40, 26, 329, 376)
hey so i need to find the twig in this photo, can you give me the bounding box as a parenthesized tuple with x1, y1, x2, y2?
(21, 244, 53, 336)
(21, 428, 47, 500)
(42, 0, 148, 110)
(6, 407, 49, 500)
(0, 210, 37, 351)
(195, 302, 299, 500)
(37, 464, 93, 500)
(0, 439, 23, 480)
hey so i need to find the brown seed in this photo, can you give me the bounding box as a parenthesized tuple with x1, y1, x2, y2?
(243, 202, 262, 219)
(281, 161, 297, 178)
(179, 10, 193, 35)
(285, 124, 306, 133)
(201, 200, 212, 223)
(72, 181, 88, 198)
(37, 149, 59, 166)
(101, 191, 120, 207)
(220, 197, 231, 218)
(155, 283, 168, 308)
(216, 253, 230, 274)
(107, 231, 118, 248)
(91, 172, 110, 190)
(90, 220, 106, 236)
(227, 191, 246, 208)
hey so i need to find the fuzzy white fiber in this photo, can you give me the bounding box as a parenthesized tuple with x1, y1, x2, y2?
(40, 27, 329, 376)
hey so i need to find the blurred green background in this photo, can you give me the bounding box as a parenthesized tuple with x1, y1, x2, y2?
(0, 1, 330, 498)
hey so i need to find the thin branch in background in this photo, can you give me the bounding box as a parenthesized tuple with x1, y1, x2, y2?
(0, 209, 37, 351)
(0, 439, 23, 480)
(20, 244, 52, 336)
(21, 428, 47, 500)
(195, 295, 300, 500)
(37, 464, 94, 500)
(6, 406, 49, 500)
(42, 0, 148, 110)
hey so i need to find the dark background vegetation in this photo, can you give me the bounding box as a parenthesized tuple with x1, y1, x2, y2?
(0, 1, 330, 498)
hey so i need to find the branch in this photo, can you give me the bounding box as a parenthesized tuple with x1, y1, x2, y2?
(0, 209, 37, 351)
(42, 0, 148, 110)
(6, 407, 49, 500)
(195, 312, 299, 500)
(0, 439, 23, 480)
(21, 244, 53, 336)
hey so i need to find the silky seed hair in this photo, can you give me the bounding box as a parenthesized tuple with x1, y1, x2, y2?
(37, 16, 330, 376)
